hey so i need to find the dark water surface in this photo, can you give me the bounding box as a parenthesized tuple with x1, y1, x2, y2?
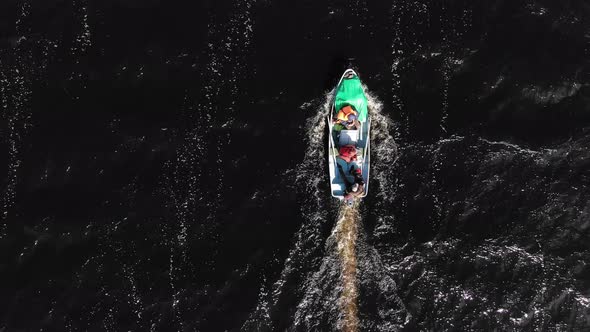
(2, 0, 590, 331)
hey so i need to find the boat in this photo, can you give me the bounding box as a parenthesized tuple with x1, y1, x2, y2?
(327, 69, 370, 203)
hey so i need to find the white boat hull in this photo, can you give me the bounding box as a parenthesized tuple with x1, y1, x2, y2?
(327, 69, 370, 200)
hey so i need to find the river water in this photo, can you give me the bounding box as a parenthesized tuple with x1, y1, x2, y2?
(2, 0, 590, 331)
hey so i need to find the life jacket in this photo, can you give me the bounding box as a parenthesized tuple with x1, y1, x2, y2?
(338, 145, 357, 163)
(336, 105, 357, 122)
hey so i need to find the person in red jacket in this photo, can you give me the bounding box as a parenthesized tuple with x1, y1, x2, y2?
(338, 145, 365, 199)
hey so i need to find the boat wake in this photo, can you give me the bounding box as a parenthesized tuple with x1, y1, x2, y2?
(334, 203, 361, 332)
(243, 82, 407, 331)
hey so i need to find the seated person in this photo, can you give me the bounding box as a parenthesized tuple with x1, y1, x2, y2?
(333, 105, 360, 130)
(337, 145, 365, 199)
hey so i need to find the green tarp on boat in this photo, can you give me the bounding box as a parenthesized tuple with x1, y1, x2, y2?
(334, 76, 368, 122)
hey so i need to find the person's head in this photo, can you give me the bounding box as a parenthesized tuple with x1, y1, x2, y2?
(339, 145, 356, 158)
(346, 114, 357, 124)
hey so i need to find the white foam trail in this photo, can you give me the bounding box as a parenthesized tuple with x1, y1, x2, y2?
(242, 91, 340, 331)
(272, 91, 334, 304)
(359, 85, 412, 330)
(364, 88, 399, 203)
